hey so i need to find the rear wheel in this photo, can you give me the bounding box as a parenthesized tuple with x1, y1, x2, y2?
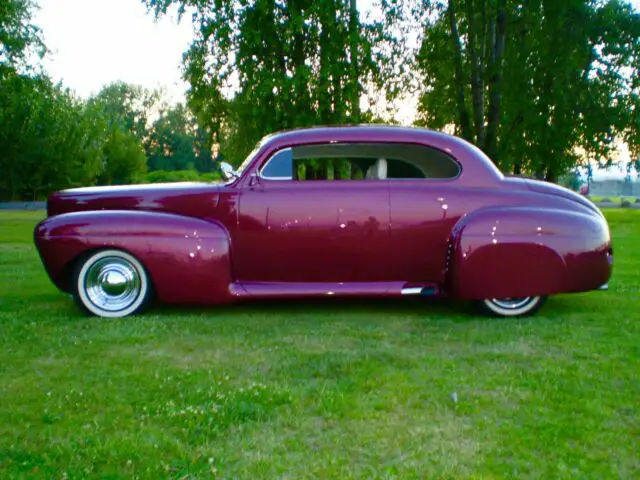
(73, 249, 151, 318)
(478, 296, 547, 317)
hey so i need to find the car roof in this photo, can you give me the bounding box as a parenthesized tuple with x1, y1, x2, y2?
(254, 125, 504, 186)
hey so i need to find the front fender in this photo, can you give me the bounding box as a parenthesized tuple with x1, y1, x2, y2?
(446, 206, 612, 300)
(35, 210, 235, 305)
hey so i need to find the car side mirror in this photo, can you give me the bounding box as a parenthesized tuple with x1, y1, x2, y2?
(220, 162, 239, 180)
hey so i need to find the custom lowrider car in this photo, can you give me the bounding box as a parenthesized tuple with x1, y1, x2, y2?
(34, 126, 612, 318)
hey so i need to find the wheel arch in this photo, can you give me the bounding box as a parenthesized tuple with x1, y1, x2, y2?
(35, 210, 235, 305)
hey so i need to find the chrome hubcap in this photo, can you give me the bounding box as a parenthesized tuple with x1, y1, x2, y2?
(85, 257, 141, 312)
(490, 297, 532, 310)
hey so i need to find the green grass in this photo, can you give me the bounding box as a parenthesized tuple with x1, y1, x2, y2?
(589, 195, 639, 204)
(1, 209, 639, 479)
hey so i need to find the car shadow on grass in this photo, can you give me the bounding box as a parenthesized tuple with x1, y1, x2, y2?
(147, 296, 478, 322)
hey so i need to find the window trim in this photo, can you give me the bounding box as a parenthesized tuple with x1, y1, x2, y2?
(257, 142, 463, 182)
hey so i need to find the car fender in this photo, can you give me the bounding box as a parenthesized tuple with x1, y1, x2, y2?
(446, 206, 611, 300)
(34, 210, 235, 305)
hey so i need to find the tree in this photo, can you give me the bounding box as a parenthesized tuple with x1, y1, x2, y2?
(0, 1, 108, 200)
(89, 81, 161, 147)
(143, 0, 404, 165)
(0, 72, 105, 200)
(415, 0, 640, 181)
(0, 0, 45, 70)
(99, 125, 148, 185)
(147, 102, 214, 172)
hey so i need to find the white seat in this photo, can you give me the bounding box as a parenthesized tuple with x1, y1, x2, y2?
(366, 158, 388, 180)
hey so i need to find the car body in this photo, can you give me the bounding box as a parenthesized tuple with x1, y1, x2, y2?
(34, 126, 613, 318)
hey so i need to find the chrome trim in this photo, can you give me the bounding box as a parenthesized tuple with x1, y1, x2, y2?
(84, 257, 142, 312)
(401, 287, 423, 295)
(260, 175, 293, 181)
(490, 297, 532, 310)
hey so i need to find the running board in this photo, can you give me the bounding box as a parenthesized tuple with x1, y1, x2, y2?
(230, 281, 441, 299)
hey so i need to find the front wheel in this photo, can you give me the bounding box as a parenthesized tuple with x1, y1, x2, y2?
(73, 249, 152, 318)
(477, 296, 547, 318)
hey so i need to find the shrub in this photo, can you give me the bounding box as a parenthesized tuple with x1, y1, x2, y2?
(144, 170, 221, 184)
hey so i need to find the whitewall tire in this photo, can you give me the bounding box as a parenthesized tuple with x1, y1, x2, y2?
(74, 249, 151, 318)
(478, 296, 547, 318)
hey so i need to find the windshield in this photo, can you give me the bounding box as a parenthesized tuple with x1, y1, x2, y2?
(233, 139, 267, 178)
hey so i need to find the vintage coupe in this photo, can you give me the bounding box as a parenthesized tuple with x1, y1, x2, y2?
(34, 126, 612, 318)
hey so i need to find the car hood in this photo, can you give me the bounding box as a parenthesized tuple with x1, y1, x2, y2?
(47, 182, 224, 217)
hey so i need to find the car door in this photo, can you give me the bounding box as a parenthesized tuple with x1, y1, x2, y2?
(385, 144, 463, 284)
(233, 144, 392, 283)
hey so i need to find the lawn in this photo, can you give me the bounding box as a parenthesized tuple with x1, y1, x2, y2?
(589, 195, 640, 205)
(0, 210, 638, 479)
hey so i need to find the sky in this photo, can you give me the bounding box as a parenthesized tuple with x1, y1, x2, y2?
(34, 0, 640, 106)
(33, 0, 638, 177)
(34, 0, 194, 103)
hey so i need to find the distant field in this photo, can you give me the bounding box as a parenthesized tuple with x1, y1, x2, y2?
(0, 210, 638, 478)
(589, 195, 640, 204)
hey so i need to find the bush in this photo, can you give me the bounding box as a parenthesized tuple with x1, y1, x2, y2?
(144, 170, 221, 184)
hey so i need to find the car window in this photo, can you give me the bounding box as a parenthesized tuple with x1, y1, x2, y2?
(259, 143, 460, 181)
(386, 158, 425, 179)
(260, 148, 293, 179)
(294, 157, 368, 180)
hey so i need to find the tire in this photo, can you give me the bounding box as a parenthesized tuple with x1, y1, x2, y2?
(477, 296, 547, 318)
(73, 249, 151, 318)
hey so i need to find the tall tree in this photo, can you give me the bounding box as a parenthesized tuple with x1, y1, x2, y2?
(0, 73, 105, 200)
(89, 81, 161, 147)
(147, 102, 214, 172)
(98, 124, 148, 185)
(416, 0, 640, 181)
(349, 0, 361, 122)
(143, 0, 403, 164)
(0, 0, 45, 70)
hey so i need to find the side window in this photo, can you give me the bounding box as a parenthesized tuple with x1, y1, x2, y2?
(259, 143, 460, 181)
(293, 157, 368, 180)
(260, 148, 292, 179)
(384, 144, 460, 179)
(291, 144, 385, 181)
(386, 158, 425, 179)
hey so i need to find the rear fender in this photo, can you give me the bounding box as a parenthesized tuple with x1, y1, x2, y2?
(446, 206, 611, 299)
(34, 210, 234, 305)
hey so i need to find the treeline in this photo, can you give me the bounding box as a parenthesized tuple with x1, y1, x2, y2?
(146, 0, 639, 181)
(0, 71, 220, 200)
(1, 2, 220, 200)
(1, 0, 639, 200)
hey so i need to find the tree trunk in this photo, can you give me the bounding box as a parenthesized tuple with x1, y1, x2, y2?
(319, 8, 332, 124)
(466, 0, 485, 147)
(447, 0, 473, 141)
(349, 0, 360, 122)
(484, 0, 506, 162)
(291, 1, 310, 125)
(513, 161, 522, 175)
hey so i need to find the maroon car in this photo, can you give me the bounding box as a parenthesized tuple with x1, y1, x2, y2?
(34, 126, 612, 318)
